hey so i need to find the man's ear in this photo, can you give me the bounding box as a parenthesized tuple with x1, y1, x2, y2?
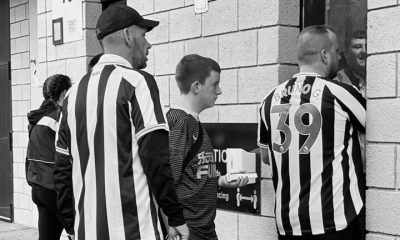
(190, 81, 201, 94)
(122, 28, 133, 47)
(321, 49, 328, 65)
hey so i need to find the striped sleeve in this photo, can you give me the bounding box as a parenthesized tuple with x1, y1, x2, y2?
(37, 116, 57, 132)
(258, 89, 275, 149)
(124, 70, 169, 140)
(55, 96, 71, 156)
(258, 100, 269, 149)
(54, 96, 75, 234)
(325, 81, 366, 132)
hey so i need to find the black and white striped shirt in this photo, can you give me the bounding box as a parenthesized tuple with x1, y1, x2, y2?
(258, 73, 366, 236)
(55, 54, 184, 240)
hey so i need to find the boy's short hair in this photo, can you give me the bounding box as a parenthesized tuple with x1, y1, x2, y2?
(175, 54, 221, 94)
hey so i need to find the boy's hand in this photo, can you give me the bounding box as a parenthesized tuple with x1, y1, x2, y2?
(173, 223, 189, 240)
(218, 175, 249, 188)
(168, 226, 180, 240)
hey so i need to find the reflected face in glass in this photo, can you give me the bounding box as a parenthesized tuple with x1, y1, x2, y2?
(346, 38, 366, 73)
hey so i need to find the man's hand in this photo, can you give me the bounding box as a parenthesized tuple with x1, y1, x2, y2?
(218, 175, 249, 188)
(172, 223, 189, 240)
(68, 235, 75, 240)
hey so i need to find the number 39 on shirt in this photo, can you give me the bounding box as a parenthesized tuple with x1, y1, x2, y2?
(271, 103, 322, 154)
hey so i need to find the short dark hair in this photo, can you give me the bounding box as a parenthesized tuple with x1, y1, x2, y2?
(42, 78, 50, 100)
(175, 54, 221, 94)
(345, 30, 366, 49)
(88, 53, 103, 71)
(46, 74, 72, 101)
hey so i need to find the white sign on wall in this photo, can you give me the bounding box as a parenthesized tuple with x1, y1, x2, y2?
(52, 0, 83, 44)
(194, 0, 208, 14)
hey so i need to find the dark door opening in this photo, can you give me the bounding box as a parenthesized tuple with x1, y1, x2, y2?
(0, 0, 13, 222)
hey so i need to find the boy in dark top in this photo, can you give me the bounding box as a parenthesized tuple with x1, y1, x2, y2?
(167, 54, 248, 240)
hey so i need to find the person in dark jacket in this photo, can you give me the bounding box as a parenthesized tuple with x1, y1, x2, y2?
(26, 74, 72, 240)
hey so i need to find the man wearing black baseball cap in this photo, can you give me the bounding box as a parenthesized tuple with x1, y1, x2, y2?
(95, 4, 159, 70)
(54, 5, 189, 240)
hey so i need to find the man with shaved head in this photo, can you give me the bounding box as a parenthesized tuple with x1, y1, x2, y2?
(258, 25, 366, 239)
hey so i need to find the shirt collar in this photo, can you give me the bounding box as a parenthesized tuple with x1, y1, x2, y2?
(95, 54, 133, 69)
(171, 105, 200, 121)
(293, 72, 323, 78)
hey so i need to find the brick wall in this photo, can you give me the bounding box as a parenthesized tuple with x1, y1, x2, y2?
(10, 0, 35, 228)
(10, 0, 102, 235)
(131, 0, 300, 239)
(365, 2, 400, 240)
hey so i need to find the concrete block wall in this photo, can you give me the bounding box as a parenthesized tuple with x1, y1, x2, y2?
(131, 0, 300, 239)
(10, 0, 102, 235)
(366, 2, 400, 239)
(10, 0, 36, 228)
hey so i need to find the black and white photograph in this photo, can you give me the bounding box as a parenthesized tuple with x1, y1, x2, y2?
(0, 0, 398, 239)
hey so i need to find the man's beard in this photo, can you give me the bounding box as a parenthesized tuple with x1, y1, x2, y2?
(328, 68, 338, 79)
(132, 56, 147, 70)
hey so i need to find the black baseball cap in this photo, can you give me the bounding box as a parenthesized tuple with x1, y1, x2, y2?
(96, 5, 159, 40)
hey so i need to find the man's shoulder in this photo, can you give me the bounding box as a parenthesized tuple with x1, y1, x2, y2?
(326, 77, 358, 92)
(115, 66, 156, 87)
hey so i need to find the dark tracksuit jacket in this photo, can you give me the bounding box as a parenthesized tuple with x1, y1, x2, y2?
(26, 100, 60, 190)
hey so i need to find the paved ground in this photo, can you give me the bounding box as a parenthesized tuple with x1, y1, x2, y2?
(0, 221, 38, 240)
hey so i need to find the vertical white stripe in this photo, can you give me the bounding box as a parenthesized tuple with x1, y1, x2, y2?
(122, 70, 159, 130)
(288, 79, 301, 235)
(67, 84, 83, 238)
(84, 71, 100, 240)
(136, 78, 158, 128)
(128, 102, 157, 238)
(103, 71, 126, 239)
(346, 127, 364, 219)
(308, 79, 324, 234)
(331, 100, 346, 231)
(270, 83, 286, 235)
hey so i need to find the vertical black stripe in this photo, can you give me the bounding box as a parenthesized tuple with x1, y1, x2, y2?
(117, 80, 140, 240)
(149, 191, 161, 239)
(258, 101, 270, 147)
(263, 91, 281, 232)
(280, 78, 296, 235)
(341, 122, 357, 225)
(320, 87, 335, 229)
(75, 73, 91, 239)
(60, 96, 70, 151)
(351, 130, 365, 203)
(139, 70, 165, 124)
(263, 93, 278, 190)
(94, 65, 115, 238)
(122, 77, 146, 135)
(297, 76, 315, 232)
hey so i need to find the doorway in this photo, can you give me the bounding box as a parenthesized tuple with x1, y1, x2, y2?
(0, 0, 14, 222)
